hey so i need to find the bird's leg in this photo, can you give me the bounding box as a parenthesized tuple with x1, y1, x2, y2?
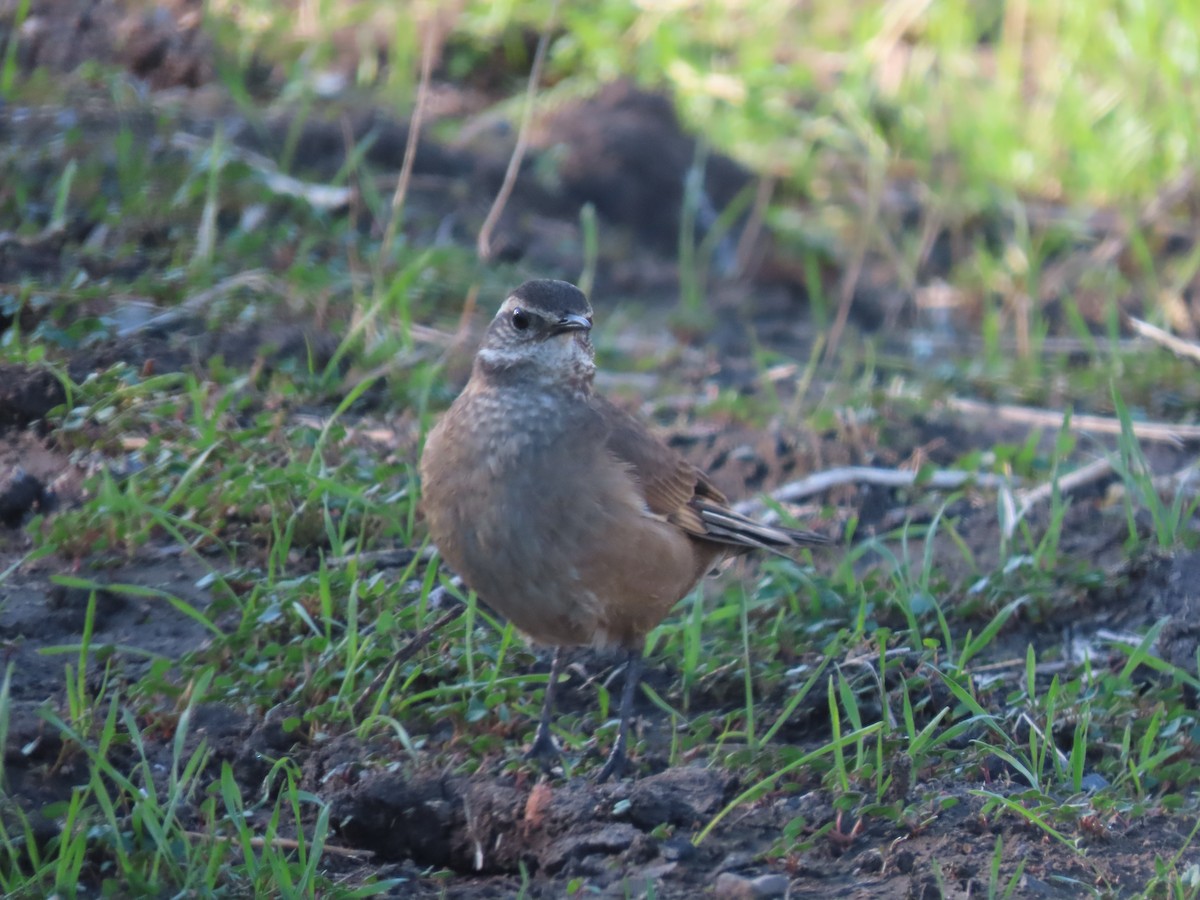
(594, 647, 644, 783)
(525, 646, 565, 767)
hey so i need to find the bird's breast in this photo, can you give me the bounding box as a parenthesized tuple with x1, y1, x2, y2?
(421, 385, 600, 564)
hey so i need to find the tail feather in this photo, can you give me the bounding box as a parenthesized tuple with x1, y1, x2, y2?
(695, 501, 829, 554)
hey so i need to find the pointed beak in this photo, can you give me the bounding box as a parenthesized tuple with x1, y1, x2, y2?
(550, 313, 593, 335)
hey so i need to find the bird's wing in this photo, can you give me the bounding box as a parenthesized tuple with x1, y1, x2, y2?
(594, 395, 723, 536)
(596, 395, 830, 552)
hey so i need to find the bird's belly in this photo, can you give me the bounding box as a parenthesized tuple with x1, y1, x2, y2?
(422, 394, 710, 649)
(429, 449, 702, 648)
(444, 479, 611, 646)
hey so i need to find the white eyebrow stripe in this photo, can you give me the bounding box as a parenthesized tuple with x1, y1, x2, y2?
(477, 346, 527, 367)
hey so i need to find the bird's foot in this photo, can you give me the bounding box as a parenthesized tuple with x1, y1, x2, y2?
(524, 724, 562, 771)
(593, 736, 628, 783)
(594, 649, 643, 783)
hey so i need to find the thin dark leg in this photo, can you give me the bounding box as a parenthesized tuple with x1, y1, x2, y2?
(595, 647, 643, 783)
(525, 646, 565, 767)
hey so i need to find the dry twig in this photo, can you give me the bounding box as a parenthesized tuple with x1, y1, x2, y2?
(947, 397, 1200, 446)
(352, 598, 465, 719)
(1003, 456, 1115, 539)
(169, 132, 354, 212)
(734, 175, 776, 277)
(1126, 315, 1200, 366)
(476, 0, 560, 261)
(380, 19, 439, 256)
(182, 831, 373, 860)
(732, 465, 1018, 520)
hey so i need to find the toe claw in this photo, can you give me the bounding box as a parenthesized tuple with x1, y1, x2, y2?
(593, 739, 627, 783)
(524, 727, 562, 771)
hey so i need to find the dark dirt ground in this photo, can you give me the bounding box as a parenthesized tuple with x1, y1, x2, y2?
(3, 3, 1200, 898)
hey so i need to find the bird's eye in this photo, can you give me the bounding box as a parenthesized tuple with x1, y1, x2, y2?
(510, 308, 531, 331)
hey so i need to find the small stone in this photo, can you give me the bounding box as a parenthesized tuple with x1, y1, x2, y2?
(856, 847, 884, 873)
(747, 874, 790, 898)
(714, 873, 757, 900)
(714, 851, 756, 873)
(714, 872, 790, 899)
(659, 836, 695, 862)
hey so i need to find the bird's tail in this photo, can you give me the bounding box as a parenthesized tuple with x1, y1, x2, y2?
(695, 500, 830, 554)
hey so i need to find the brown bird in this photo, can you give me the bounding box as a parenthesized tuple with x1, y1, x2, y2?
(420, 279, 826, 780)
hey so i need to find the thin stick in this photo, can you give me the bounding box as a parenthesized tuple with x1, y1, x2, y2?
(946, 397, 1200, 446)
(734, 175, 776, 277)
(823, 218, 868, 364)
(169, 133, 352, 211)
(380, 20, 438, 258)
(1012, 453, 1113, 511)
(1127, 315, 1200, 366)
(352, 602, 465, 719)
(824, 136, 885, 363)
(182, 830, 374, 860)
(1004, 455, 1115, 539)
(476, 0, 560, 261)
(1014, 456, 1114, 511)
(733, 465, 1019, 516)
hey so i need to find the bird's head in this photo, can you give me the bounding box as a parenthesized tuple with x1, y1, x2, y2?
(475, 280, 596, 388)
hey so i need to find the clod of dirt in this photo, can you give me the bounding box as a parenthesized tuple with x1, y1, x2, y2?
(855, 848, 884, 874)
(332, 771, 525, 872)
(190, 702, 256, 745)
(2, 700, 64, 765)
(624, 766, 735, 829)
(219, 706, 313, 789)
(10, 0, 213, 89)
(892, 848, 917, 874)
(46, 582, 128, 630)
(533, 81, 751, 258)
(0, 365, 66, 429)
(908, 872, 944, 900)
(1145, 551, 1200, 669)
(329, 765, 735, 879)
(0, 469, 48, 526)
(184, 703, 278, 789)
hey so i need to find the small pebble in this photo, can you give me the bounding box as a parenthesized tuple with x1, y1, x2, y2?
(713, 871, 790, 899)
(856, 847, 884, 873)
